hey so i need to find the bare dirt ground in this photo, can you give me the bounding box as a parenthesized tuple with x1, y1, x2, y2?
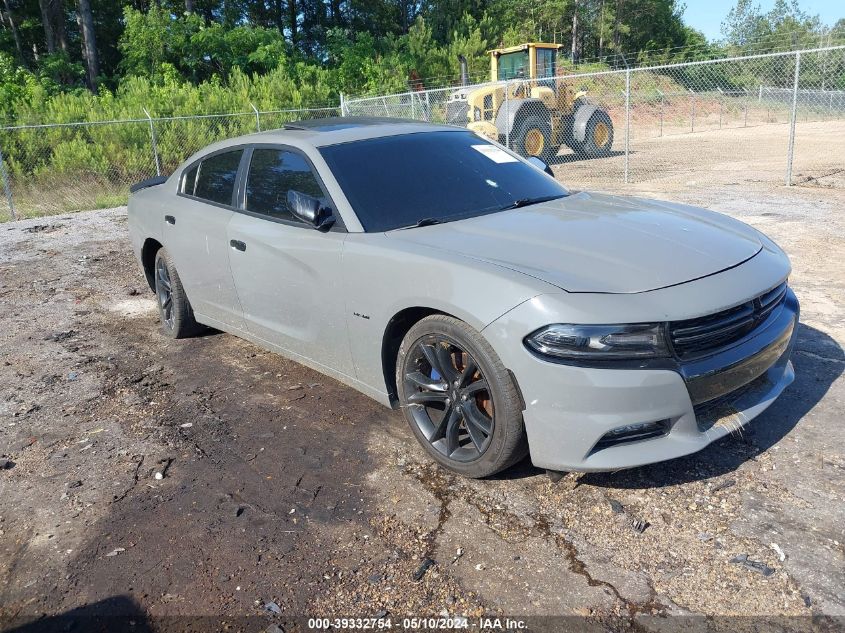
(554, 118, 845, 192)
(0, 130, 844, 632)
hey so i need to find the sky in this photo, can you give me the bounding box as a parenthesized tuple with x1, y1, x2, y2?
(682, 0, 843, 40)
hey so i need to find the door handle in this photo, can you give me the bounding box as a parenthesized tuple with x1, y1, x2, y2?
(165, 215, 175, 225)
(230, 239, 247, 252)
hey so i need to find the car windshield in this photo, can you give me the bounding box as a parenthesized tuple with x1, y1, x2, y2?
(318, 131, 568, 232)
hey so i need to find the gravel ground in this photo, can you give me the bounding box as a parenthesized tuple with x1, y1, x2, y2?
(556, 119, 845, 192)
(0, 171, 843, 631)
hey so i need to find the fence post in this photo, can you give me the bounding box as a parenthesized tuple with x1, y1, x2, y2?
(382, 97, 389, 116)
(504, 85, 510, 149)
(785, 51, 801, 186)
(339, 92, 346, 117)
(624, 69, 631, 184)
(657, 89, 664, 138)
(689, 89, 695, 132)
(0, 143, 16, 221)
(410, 92, 416, 120)
(143, 108, 161, 177)
(717, 87, 723, 129)
(744, 90, 749, 127)
(250, 103, 261, 132)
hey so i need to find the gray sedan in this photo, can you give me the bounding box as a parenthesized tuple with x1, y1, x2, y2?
(128, 117, 799, 478)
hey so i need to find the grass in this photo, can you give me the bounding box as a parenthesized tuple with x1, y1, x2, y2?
(1, 177, 136, 221)
(95, 192, 130, 209)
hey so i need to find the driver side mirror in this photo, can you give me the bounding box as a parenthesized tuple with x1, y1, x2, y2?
(287, 190, 335, 231)
(527, 156, 554, 177)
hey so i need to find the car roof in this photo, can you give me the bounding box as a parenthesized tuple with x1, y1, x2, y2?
(221, 117, 465, 149)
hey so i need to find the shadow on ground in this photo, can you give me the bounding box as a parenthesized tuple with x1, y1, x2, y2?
(3, 595, 152, 633)
(549, 149, 627, 165)
(2, 594, 299, 632)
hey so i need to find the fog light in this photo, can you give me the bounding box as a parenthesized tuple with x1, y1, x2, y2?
(608, 422, 657, 436)
(593, 420, 670, 451)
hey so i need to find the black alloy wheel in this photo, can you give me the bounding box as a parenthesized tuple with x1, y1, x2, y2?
(155, 255, 175, 330)
(153, 248, 202, 339)
(403, 335, 494, 462)
(396, 315, 528, 478)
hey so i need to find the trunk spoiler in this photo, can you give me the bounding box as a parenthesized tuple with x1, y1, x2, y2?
(130, 175, 167, 194)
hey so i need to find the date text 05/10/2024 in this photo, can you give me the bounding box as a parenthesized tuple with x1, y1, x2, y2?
(307, 617, 527, 630)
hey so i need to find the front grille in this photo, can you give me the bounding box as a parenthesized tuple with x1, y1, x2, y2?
(445, 101, 468, 125)
(669, 282, 788, 359)
(693, 371, 773, 432)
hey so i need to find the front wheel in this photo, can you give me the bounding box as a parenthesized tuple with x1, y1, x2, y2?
(396, 315, 528, 478)
(512, 116, 556, 162)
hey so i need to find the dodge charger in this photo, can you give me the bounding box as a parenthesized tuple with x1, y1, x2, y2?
(128, 117, 799, 477)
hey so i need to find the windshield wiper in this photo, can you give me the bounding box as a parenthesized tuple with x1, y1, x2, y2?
(499, 194, 566, 211)
(403, 217, 442, 229)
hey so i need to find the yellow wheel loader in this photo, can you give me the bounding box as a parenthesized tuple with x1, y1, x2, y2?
(447, 43, 614, 161)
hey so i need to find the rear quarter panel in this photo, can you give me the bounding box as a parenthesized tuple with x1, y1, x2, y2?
(127, 179, 176, 266)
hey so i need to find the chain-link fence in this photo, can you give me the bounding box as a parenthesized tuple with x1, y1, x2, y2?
(2, 47, 844, 222)
(344, 45, 845, 192)
(0, 105, 339, 221)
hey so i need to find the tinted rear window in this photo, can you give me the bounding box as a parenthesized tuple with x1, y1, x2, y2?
(319, 131, 567, 232)
(194, 150, 243, 205)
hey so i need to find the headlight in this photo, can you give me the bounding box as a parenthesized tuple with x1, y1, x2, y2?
(473, 106, 482, 122)
(524, 323, 670, 360)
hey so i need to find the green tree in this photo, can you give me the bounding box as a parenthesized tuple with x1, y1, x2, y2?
(721, 0, 824, 52)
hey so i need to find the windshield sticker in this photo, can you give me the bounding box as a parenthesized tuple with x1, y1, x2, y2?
(472, 144, 519, 163)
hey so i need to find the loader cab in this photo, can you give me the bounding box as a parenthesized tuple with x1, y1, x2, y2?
(491, 43, 562, 82)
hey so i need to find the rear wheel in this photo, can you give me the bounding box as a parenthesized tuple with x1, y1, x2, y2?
(154, 248, 202, 339)
(512, 116, 556, 162)
(396, 315, 528, 478)
(577, 110, 614, 158)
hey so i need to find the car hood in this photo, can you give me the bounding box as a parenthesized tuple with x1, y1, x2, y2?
(389, 192, 763, 294)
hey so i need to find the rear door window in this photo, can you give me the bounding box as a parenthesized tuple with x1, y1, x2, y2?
(245, 149, 327, 223)
(193, 150, 243, 206)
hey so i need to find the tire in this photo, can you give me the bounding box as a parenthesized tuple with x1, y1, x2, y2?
(512, 115, 557, 162)
(577, 109, 614, 158)
(396, 315, 528, 478)
(153, 247, 202, 339)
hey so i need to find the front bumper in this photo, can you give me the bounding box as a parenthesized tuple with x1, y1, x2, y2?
(484, 288, 799, 472)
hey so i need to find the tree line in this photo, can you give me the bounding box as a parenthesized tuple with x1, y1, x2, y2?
(0, 0, 841, 125)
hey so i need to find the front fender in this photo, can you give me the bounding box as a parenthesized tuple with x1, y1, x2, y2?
(572, 102, 599, 143)
(495, 98, 547, 137)
(340, 233, 554, 400)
